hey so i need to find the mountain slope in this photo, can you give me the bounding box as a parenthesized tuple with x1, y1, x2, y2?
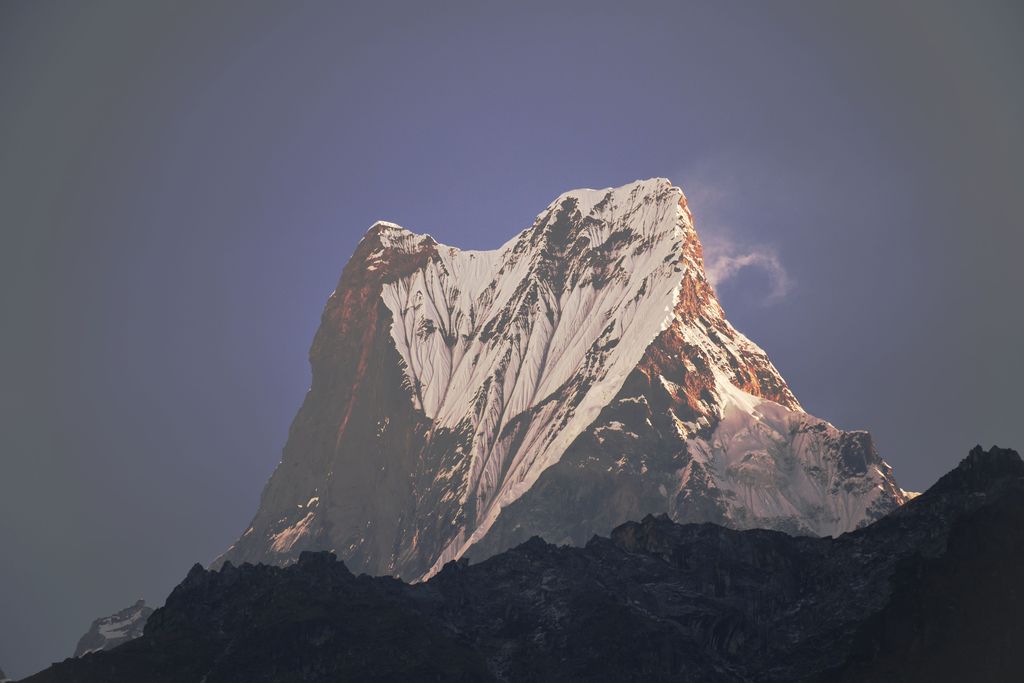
(72, 600, 152, 657)
(24, 446, 1023, 683)
(218, 178, 907, 580)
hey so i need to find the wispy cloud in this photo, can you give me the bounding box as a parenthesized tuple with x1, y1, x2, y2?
(702, 239, 791, 302)
(677, 170, 793, 305)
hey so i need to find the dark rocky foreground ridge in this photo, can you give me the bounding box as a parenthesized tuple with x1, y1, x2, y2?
(25, 446, 1023, 682)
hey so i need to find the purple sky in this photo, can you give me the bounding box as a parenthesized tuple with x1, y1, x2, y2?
(2, 1, 1022, 677)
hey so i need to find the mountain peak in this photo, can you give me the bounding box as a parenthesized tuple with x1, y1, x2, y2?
(357, 220, 435, 256)
(546, 177, 681, 216)
(217, 178, 907, 580)
(363, 179, 688, 260)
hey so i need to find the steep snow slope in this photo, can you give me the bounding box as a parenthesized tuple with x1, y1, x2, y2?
(378, 180, 705, 570)
(217, 178, 907, 580)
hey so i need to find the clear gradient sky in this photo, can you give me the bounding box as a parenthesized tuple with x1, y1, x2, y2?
(1, 1, 1022, 677)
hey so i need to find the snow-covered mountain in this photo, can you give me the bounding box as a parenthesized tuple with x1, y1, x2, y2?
(73, 600, 152, 657)
(218, 178, 908, 580)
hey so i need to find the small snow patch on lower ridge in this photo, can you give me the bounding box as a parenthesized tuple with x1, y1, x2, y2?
(74, 600, 153, 658)
(270, 511, 316, 553)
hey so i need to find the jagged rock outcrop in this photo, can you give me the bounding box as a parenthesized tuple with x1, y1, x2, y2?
(72, 600, 152, 657)
(26, 446, 1023, 683)
(217, 178, 908, 580)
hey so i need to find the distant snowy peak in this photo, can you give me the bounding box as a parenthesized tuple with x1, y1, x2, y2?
(73, 600, 152, 658)
(217, 177, 907, 581)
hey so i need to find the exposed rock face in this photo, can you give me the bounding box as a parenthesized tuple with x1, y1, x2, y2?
(25, 447, 1024, 683)
(218, 178, 907, 580)
(73, 600, 152, 657)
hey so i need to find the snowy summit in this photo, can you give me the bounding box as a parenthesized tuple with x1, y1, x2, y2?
(217, 178, 908, 580)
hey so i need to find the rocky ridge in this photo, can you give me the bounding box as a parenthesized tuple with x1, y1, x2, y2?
(24, 446, 1022, 683)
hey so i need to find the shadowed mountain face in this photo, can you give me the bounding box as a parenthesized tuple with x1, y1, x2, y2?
(217, 178, 907, 581)
(25, 446, 1023, 683)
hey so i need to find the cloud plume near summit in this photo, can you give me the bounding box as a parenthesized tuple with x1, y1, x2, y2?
(682, 177, 792, 303)
(702, 236, 791, 302)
